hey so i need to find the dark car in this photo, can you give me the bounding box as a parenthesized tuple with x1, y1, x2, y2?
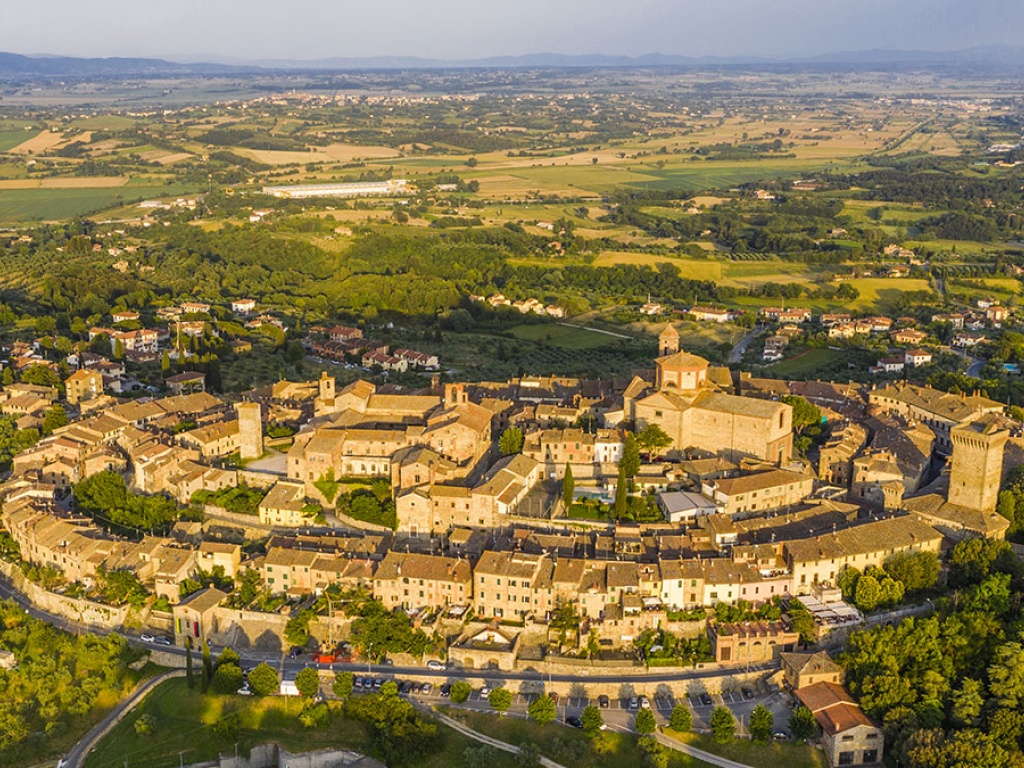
(598, 695, 610, 709)
(353, 677, 365, 689)
(440, 683, 452, 697)
(399, 681, 414, 694)
(699, 693, 713, 706)
(153, 636, 172, 646)
(742, 687, 755, 700)
(373, 677, 384, 689)
(566, 716, 583, 729)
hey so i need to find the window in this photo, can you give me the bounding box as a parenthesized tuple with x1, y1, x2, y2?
(837, 753, 854, 766)
(862, 750, 878, 764)
(842, 735, 854, 742)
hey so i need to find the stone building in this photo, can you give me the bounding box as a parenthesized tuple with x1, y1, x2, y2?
(796, 682, 884, 766)
(780, 650, 843, 690)
(709, 620, 800, 664)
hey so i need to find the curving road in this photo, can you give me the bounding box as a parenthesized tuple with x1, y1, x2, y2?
(64, 670, 186, 768)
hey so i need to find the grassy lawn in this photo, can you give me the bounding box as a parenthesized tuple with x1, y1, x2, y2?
(451, 709, 716, 768)
(84, 679, 519, 768)
(770, 348, 843, 378)
(664, 729, 829, 768)
(831, 277, 934, 312)
(507, 323, 621, 350)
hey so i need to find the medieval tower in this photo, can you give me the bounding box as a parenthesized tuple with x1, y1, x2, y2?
(948, 414, 1010, 514)
(235, 401, 264, 461)
(658, 324, 680, 357)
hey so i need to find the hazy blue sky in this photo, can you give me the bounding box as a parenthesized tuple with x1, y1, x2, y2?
(4, 0, 1023, 61)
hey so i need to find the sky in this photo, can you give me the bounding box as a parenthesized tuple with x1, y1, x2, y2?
(3, 0, 1023, 62)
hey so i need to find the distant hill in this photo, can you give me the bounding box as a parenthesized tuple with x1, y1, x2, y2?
(1, 47, 1023, 76)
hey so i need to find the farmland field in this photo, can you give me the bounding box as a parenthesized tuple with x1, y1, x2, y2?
(837, 277, 934, 311)
(0, 183, 198, 223)
(507, 323, 623, 349)
(0, 130, 34, 152)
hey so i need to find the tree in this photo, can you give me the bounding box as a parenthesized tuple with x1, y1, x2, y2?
(635, 423, 673, 456)
(669, 703, 692, 732)
(837, 567, 861, 601)
(201, 639, 213, 692)
(489, 687, 513, 716)
(789, 706, 818, 743)
(637, 736, 668, 768)
(464, 745, 501, 768)
(516, 742, 540, 768)
(562, 463, 575, 507)
(284, 609, 314, 648)
(987, 642, 1024, 708)
(211, 662, 244, 694)
(450, 680, 472, 703)
(295, 666, 320, 698)
(333, 671, 354, 699)
(528, 694, 557, 726)
(613, 467, 628, 519)
(216, 646, 240, 669)
(854, 574, 882, 611)
(884, 551, 940, 593)
(581, 705, 604, 737)
(749, 704, 773, 745)
(620, 433, 641, 480)
(185, 637, 195, 689)
(710, 706, 735, 744)
(499, 427, 524, 455)
(781, 395, 821, 431)
(950, 678, 985, 727)
(41, 405, 68, 436)
(634, 708, 657, 736)
(786, 600, 817, 646)
(247, 662, 279, 696)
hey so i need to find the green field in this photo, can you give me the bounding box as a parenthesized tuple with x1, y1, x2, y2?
(454, 709, 714, 768)
(0, 130, 32, 152)
(663, 729, 828, 768)
(838, 277, 934, 311)
(770, 348, 843, 377)
(0, 184, 199, 223)
(83, 679, 518, 768)
(507, 323, 626, 349)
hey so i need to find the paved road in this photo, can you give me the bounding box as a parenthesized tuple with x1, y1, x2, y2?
(728, 326, 763, 364)
(64, 669, 186, 768)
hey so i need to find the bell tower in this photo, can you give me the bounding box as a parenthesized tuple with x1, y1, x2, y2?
(658, 324, 680, 357)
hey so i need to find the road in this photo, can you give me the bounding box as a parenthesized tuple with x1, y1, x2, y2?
(728, 326, 763, 364)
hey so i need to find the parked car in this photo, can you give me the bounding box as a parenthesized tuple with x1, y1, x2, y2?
(627, 696, 639, 710)
(399, 681, 414, 694)
(742, 687, 755, 700)
(699, 693, 713, 706)
(154, 636, 172, 646)
(426, 660, 445, 671)
(598, 695, 610, 709)
(440, 683, 452, 697)
(566, 716, 583, 729)
(140, 633, 155, 643)
(480, 686, 491, 697)
(373, 677, 384, 689)
(421, 682, 433, 695)
(639, 695, 651, 710)
(773, 731, 792, 741)
(237, 683, 252, 696)
(353, 677, 365, 689)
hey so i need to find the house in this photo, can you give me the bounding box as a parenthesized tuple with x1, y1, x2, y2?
(65, 369, 104, 406)
(689, 306, 734, 323)
(932, 313, 965, 330)
(328, 325, 363, 342)
(796, 682, 884, 766)
(180, 301, 211, 315)
(165, 371, 206, 395)
(702, 469, 814, 516)
(172, 587, 228, 646)
(890, 328, 927, 347)
(870, 357, 904, 375)
(709, 620, 800, 664)
(903, 349, 932, 367)
(259, 480, 310, 528)
(111, 310, 140, 324)
(986, 305, 1009, 324)
(373, 552, 472, 611)
(656, 490, 720, 522)
(231, 299, 257, 316)
(362, 351, 408, 373)
(952, 332, 986, 348)
(781, 650, 844, 690)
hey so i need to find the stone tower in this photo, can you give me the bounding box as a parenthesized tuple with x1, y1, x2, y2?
(658, 324, 680, 357)
(318, 371, 336, 403)
(948, 414, 1010, 514)
(235, 401, 264, 461)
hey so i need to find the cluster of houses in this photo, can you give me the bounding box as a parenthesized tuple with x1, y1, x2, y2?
(470, 294, 566, 318)
(4, 320, 1024, 768)
(307, 325, 439, 372)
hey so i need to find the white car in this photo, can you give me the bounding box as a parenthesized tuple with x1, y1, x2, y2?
(140, 633, 156, 643)
(426, 660, 445, 671)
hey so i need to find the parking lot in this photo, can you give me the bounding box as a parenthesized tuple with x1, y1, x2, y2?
(343, 674, 795, 737)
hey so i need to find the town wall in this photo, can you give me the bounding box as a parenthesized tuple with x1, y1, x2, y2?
(0, 560, 128, 629)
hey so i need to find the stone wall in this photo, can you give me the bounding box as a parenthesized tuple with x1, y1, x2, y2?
(193, 743, 382, 768)
(0, 560, 128, 629)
